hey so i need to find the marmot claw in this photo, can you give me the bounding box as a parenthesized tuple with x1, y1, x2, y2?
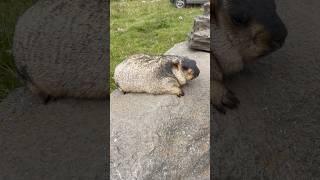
(211, 80, 240, 114)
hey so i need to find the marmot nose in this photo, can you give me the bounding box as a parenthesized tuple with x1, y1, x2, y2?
(270, 21, 288, 51)
(194, 68, 200, 77)
(270, 33, 287, 51)
(271, 39, 283, 50)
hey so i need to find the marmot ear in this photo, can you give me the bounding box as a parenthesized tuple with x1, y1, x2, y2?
(172, 59, 180, 67)
(173, 63, 179, 69)
(172, 59, 180, 69)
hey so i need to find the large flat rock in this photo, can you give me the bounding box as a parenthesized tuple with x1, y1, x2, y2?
(110, 42, 210, 179)
(0, 88, 108, 180)
(212, 0, 320, 179)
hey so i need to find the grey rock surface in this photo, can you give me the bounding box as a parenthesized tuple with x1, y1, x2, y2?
(212, 0, 320, 179)
(203, 2, 210, 16)
(188, 3, 210, 52)
(110, 42, 210, 180)
(0, 88, 108, 180)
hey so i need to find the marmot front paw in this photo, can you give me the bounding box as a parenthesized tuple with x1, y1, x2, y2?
(211, 80, 240, 114)
(177, 90, 185, 97)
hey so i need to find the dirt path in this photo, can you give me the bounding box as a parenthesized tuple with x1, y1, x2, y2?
(212, 0, 320, 179)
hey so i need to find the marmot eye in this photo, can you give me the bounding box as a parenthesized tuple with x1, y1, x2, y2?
(231, 14, 249, 26)
(182, 66, 189, 70)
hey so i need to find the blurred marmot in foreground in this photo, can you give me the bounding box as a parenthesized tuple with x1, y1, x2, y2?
(13, 0, 108, 102)
(114, 54, 200, 97)
(211, 0, 288, 113)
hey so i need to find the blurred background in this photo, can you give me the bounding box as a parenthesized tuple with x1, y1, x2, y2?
(0, 0, 36, 101)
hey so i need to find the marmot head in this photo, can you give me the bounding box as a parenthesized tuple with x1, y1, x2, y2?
(173, 57, 200, 81)
(212, 0, 288, 62)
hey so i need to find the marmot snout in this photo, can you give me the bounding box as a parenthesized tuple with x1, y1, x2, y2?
(114, 54, 200, 97)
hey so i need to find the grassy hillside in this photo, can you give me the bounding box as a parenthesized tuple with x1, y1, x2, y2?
(110, 0, 201, 91)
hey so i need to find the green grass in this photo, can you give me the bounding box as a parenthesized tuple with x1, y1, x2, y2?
(0, 0, 35, 101)
(110, 0, 201, 91)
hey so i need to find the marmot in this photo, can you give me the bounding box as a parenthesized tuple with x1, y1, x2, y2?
(13, 0, 108, 102)
(211, 0, 288, 113)
(114, 54, 200, 97)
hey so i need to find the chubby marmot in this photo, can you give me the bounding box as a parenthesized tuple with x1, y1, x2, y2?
(114, 54, 200, 97)
(13, 0, 108, 101)
(211, 0, 288, 113)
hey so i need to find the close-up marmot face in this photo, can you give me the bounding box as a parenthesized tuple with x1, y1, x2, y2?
(179, 58, 200, 80)
(215, 0, 288, 62)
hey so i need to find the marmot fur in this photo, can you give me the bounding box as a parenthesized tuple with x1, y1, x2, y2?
(114, 54, 200, 97)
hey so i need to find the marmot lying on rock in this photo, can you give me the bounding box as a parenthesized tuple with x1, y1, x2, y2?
(114, 54, 200, 97)
(211, 0, 288, 113)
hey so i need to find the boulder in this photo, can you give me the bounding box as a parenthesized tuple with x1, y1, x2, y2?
(188, 29, 210, 51)
(110, 42, 210, 180)
(0, 88, 108, 180)
(203, 2, 210, 16)
(188, 3, 210, 52)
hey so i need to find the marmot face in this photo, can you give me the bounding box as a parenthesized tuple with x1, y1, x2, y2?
(214, 0, 288, 63)
(177, 58, 200, 81)
(211, 0, 288, 113)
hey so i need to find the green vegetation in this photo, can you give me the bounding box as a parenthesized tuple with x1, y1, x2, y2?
(0, 0, 35, 101)
(110, 0, 201, 91)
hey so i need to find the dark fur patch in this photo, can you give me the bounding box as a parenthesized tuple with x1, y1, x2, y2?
(217, 0, 287, 48)
(182, 58, 200, 77)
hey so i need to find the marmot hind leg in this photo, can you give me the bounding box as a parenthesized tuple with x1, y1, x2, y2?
(118, 88, 127, 95)
(115, 82, 127, 94)
(27, 82, 57, 104)
(43, 95, 58, 104)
